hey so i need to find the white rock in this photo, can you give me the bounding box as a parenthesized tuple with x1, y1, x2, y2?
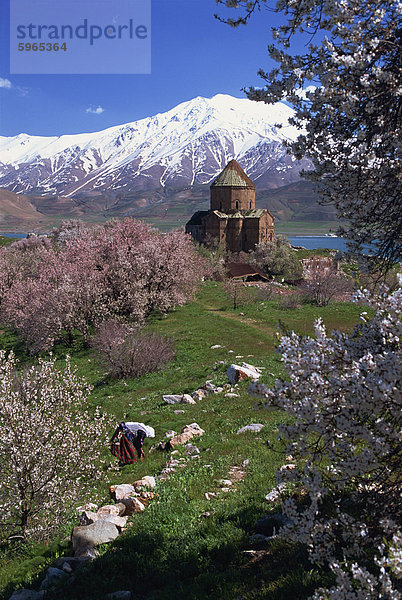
(185, 444, 200, 455)
(210, 344, 222, 349)
(163, 394, 195, 405)
(79, 510, 98, 526)
(97, 504, 126, 517)
(119, 497, 146, 515)
(218, 479, 233, 487)
(103, 515, 128, 530)
(227, 363, 261, 384)
(72, 521, 119, 553)
(114, 484, 136, 501)
(133, 475, 156, 490)
(165, 430, 177, 438)
(237, 424, 265, 434)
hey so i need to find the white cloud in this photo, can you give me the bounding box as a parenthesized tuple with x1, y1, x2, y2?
(0, 78, 12, 89)
(86, 105, 105, 115)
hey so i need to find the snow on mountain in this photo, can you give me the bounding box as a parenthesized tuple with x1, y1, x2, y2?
(0, 94, 308, 197)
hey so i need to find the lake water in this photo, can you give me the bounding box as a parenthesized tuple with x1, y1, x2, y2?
(288, 236, 349, 252)
(1, 232, 352, 251)
(1, 233, 27, 239)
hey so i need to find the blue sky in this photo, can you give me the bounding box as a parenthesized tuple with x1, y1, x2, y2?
(1, 0, 298, 137)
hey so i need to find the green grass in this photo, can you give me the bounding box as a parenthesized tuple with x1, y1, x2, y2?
(0, 236, 17, 247)
(0, 282, 364, 600)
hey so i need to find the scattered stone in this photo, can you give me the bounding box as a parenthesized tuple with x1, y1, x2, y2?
(256, 513, 293, 537)
(210, 344, 222, 349)
(164, 430, 177, 438)
(204, 492, 217, 500)
(98, 503, 126, 517)
(192, 389, 207, 401)
(201, 512, 211, 518)
(119, 497, 146, 515)
(133, 475, 156, 490)
(173, 409, 185, 415)
(72, 521, 119, 554)
(228, 350, 234, 354)
(215, 386, 224, 393)
(185, 444, 200, 456)
(218, 479, 232, 487)
(8, 590, 45, 600)
(79, 510, 98, 526)
(113, 484, 136, 501)
(242, 459, 250, 467)
(205, 381, 216, 391)
(103, 515, 128, 530)
(237, 424, 265, 434)
(228, 465, 247, 482)
(163, 394, 195, 405)
(168, 423, 204, 448)
(39, 567, 68, 590)
(106, 592, 132, 600)
(224, 392, 239, 398)
(227, 363, 261, 384)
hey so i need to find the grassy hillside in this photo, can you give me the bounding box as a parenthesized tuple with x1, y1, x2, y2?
(0, 182, 341, 235)
(0, 283, 365, 600)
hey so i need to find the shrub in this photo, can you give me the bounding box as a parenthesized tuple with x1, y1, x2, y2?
(91, 320, 175, 379)
(248, 236, 303, 283)
(223, 280, 256, 309)
(0, 352, 112, 542)
(277, 294, 301, 310)
(300, 267, 354, 306)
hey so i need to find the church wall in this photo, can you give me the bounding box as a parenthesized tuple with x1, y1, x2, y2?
(210, 187, 255, 212)
(257, 212, 275, 243)
(226, 218, 244, 252)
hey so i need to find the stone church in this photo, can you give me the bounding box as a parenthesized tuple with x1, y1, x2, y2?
(185, 159, 274, 253)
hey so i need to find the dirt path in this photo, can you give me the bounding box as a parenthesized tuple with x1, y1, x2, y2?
(201, 305, 277, 341)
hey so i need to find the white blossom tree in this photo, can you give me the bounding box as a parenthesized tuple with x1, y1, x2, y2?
(0, 352, 113, 541)
(249, 284, 402, 598)
(217, 0, 402, 268)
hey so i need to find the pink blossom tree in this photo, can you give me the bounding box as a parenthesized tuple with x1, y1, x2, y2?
(0, 218, 206, 353)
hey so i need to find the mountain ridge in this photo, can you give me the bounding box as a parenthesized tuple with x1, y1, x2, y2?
(0, 94, 310, 198)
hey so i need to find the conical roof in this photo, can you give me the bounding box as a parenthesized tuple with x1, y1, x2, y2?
(210, 159, 256, 189)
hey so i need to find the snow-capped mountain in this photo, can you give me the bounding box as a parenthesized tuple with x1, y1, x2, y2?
(0, 94, 308, 197)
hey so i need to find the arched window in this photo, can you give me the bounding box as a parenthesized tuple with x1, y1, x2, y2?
(236, 200, 238, 209)
(250, 202, 252, 209)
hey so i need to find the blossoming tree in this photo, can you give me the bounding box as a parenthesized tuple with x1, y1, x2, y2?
(217, 0, 401, 268)
(0, 352, 112, 541)
(249, 285, 402, 598)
